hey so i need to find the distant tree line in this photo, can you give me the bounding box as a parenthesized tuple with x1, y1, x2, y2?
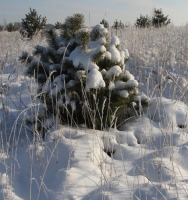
(100, 8, 171, 30)
(135, 8, 171, 28)
(0, 7, 171, 38)
(0, 22, 22, 32)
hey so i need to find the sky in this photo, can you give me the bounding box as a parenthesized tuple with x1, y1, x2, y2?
(0, 0, 188, 27)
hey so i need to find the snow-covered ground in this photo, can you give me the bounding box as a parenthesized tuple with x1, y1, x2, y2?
(0, 27, 188, 199)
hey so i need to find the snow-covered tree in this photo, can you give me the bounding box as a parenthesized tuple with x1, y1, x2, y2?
(100, 19, 109, 29)
(20, 13, 149, 138)
(61, 13, 84, 40)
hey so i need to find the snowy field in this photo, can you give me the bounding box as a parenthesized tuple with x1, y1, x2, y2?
(0, 26, 188, 199)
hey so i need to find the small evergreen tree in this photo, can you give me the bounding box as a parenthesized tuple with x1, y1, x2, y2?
(54, 21, 62, 29)
(21, 8, 47, 38)
(152, 8, 170, 27)
(61, 13, 84, 40)
(135, 15, 151, 28)
(6, 22, 21, 32)
(6, 23, 16, 32)
(112, 20, 124, 34)
(100, 19, 109, 29)
(112, 20, 124, 30)
(20, 13, 149, 138)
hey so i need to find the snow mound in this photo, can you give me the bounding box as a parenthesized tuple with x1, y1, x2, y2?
(144, 97, 188, 128)
(116, 130, 138, 146)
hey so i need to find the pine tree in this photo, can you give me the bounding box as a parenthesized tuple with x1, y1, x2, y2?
(112, 20, 124, 34)
(100, 19, 109, 29)
(54, 21, 62, 29)
(21, 8, 47, 38)
(135, 15, 151, 28)
(20, 13, 149, 138)
(61, 13, 84, 40)
(6, 23, 16, 32)
(112, 20, 124, 29)
(152, 8, 170, 27)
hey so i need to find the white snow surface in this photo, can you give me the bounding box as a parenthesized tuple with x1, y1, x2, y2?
(1, 64, 188, 200)
(144, 97, 188, 128)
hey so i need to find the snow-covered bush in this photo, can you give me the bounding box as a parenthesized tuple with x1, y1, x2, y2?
(19, 13, 149, 136)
